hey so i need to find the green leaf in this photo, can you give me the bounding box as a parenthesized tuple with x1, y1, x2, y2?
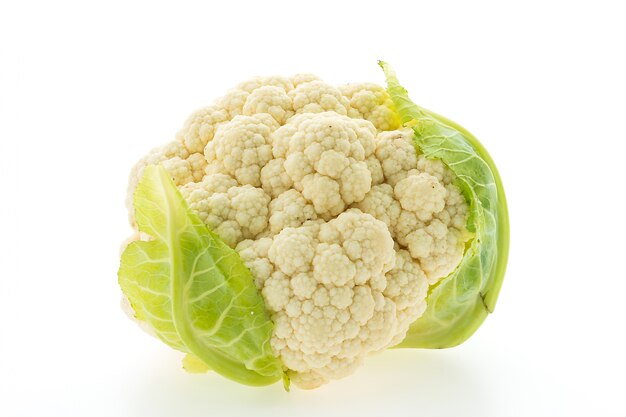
(118, 165, 283, 386)
(379, 61, 510, 348)
(182, 353, 211, 373)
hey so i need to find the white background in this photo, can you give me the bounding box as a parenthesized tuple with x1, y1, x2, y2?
(2, 1, 625, 416)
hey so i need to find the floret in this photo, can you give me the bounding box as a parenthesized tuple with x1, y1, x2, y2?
(180, 181, 270, 248)
(239, 210, 421, 389)
(272, 112, 376, 218)
(289, 81, 352, 116)
(243, 86, 294, 125)
(374, 128, 418, 186)
(204, 114, 278, 187)
(176, 105, 229, 154)
(268, 189, 317, 235)
(339, 83, 401, 131)
(126, 141, 202, 219)
(384, 250, 428, 346)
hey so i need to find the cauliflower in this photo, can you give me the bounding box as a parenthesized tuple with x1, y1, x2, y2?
(119, 62, 509, 390)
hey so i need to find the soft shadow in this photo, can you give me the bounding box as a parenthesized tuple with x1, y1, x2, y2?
(123, 351, 285, 417)
(124, 348, 495, 417)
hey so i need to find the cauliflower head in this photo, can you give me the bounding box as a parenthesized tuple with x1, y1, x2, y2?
(119, 65, 508, 390)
